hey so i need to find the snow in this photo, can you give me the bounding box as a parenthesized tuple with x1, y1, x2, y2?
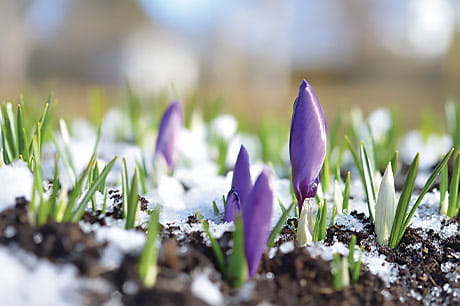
(334, 213, 367, 232)
(279, 241, 295, 254)
(209, 115, 238, 140)
(411, 191, 459, 239)
(400, 131, 451, 169)
(0, 246, 114, 306)
(191, 269, 224, 306)
(0, 161, 33, 209)
(367, 108, 392, 142)
(79, 221, 146, 267)
(362, 252, 400, 285)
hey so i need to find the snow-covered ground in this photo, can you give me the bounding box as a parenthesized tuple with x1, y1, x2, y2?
(0, 109, 458, 305)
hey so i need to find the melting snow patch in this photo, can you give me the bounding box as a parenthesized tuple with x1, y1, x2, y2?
(0, 161, 33, 209)
(279, 241, 295, 254)
(411, 192, 459, 239)
(0, 246, 86, 306)
(80, 222, 145, 267)
(191, 270, 223, 306)
(362, 252, 400, 286)
(306, 241, 349, 261)
(334, 213, 366, 232)
(306, 240, 399, 287)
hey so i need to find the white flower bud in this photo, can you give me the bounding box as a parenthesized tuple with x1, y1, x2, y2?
(333, 179, 343, 215)
(297, 198, 315, 245)
(375, 163, 396, 245)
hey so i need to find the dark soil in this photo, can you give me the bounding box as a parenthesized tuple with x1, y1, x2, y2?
(325, 211, 460, 306)
(0, 198, 459, 306)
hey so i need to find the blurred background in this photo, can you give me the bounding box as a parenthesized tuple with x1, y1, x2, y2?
(1, 0, 460, 128)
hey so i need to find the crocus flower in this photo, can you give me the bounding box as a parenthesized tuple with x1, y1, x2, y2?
(289, 80, 327, 212)
(224, 190, 240, 223)
(224, 145, 252, 222)
(154, 101, 183, 172)
(243, 167, 273, 278)
(375, 163, 396, 245)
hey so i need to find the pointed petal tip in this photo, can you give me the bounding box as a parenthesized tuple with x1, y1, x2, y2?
(230, 144, 252, 207)
(261, 166, 272, 177)
(300, 79, 309, 89)
(382, 162, 394, 185)
(239, 144, 249, 158)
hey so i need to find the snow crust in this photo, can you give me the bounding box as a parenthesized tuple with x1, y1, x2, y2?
(0, 246, 114, 306)
(0, 161, 33, 209)
(191, 269, 224, 306)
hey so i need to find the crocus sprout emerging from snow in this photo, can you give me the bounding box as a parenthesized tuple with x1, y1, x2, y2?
(224, 145, 252, 222)
(243, 167, 274, 278)
(375, 163, 396, 245)
(289, 80, 327, 213)
(154, 101, 183, 172)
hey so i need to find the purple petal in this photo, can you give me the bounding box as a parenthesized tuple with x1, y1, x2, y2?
(231, 145, 252, 207)
(289, 80, 327, 212)
(224, 189, 241, 222)
(154, 101, 183, 171)
(243, 167, 273, 278)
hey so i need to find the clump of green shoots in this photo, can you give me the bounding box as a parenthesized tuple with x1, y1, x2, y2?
(332, 235, 362, 290)
(439, 151, 460, 218)
(296, 198, 329, 245)
(138, 209, 161, 288)
(29, 149, 116, 225)
(346, 139, 399, 222)
(198, 198, 294, 288)
(197, 213, 247, 288)
(0, 102, 51, 167)
(356, 140, 453, 247)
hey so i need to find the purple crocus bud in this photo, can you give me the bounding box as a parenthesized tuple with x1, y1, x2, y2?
(224, 145, 252, 222)
(243, 167, 273, 278)
(231, 145, 252, 207)
(289, 80, 327, 212)
(154, 101, 183, 172)
(224, 190, 240, 222)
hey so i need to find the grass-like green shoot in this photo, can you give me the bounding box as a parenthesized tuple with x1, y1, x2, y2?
(60, 155, 117, 222)
(138, 209, 161, 288)
(196, 212, 226, 278)
(312, 199, 328, 242)
(267, 201, 296, 247)
(197, 212, 248, 288)
(345, 138, 376, 221)
(226, 216, 247, 288)
(439, 151, 460, 217)
(342, 171, 351, 211)
(121, 157, 141, 229)
(332, 235, 362, 290)
(125, 168, 140, 229)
